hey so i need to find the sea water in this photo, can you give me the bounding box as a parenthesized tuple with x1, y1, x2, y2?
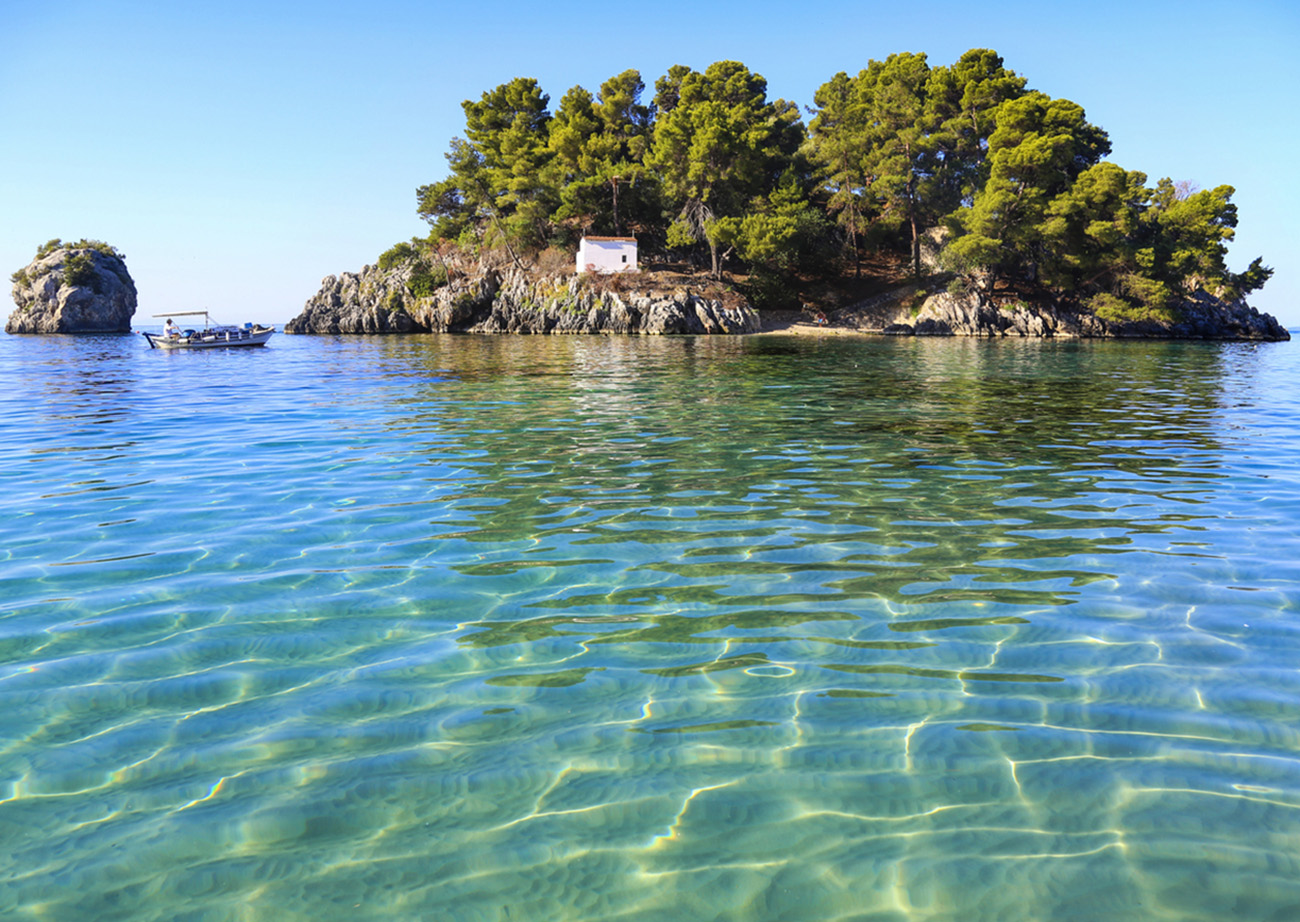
(2, 331, 1298, 921)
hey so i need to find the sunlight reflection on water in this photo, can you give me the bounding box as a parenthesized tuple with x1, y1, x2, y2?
(1, 332, 1298, 920)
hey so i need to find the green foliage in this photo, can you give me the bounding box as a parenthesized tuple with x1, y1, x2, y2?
(547, 70, 658, 237)
(807, 49, 1026, 278)
(61, 252, 99, 291)
(416, 168, 474, 243)
(1118, 274, 1174, 314)
(853, 52, 931, 277)
(413, 52, 1269, 305)
(955, 91, 1111, 280)
(731, 172, 833, 278)
(939, 92, 1267, 307)
(665, 217, 698, 250)
(1088, 291, 1180, 325)
(376, 238, 448, 298)
(925, 49, 1028, 206)
(647, 60, 803, 277)
(1229, 257, 1273, 299)
(378, 242, 417, 271)
(417, 77, 556, 259)
(807, 71, 870, 268)
(408, 265, 448, 298)
(13, 238, 127, 292)
(1035, 169, 1265, 314)
(35, 238, 122, 260)
(1037, 162, 1148, 291)
(942, 232, 1001, 276)
(1086, 292, 1128, 319)
(1142, 180, 1244, 295)
(742, 269, 798, 309)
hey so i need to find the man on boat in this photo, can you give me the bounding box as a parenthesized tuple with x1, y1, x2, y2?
(165, 319, 179, 338)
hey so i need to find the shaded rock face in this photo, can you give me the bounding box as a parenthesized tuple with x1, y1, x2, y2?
(7, 247, 137, 334)
(855, 290, 1289, 342)
(909, 292, 1075, 338)
(286, 264, 760, 336)
(283, 262, 423, 334)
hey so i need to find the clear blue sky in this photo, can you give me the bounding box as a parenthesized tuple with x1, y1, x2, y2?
(3, 0, 1297, 327)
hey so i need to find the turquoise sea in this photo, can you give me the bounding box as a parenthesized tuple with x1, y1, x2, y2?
(2, 330, 1299, 921)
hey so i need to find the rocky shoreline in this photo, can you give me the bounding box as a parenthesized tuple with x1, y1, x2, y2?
(285, 264, 759, 336)
(286, 261, 1290, 342)
(818, 285, 1290, 341)
(5, 236, 1285, 341)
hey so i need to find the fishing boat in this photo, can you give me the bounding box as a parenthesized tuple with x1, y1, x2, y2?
(142, 311, 275, 349)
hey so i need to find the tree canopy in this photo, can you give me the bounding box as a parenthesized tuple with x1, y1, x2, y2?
(413, 50, 1270, 312)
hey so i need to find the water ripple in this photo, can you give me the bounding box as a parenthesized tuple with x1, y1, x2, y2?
(1, 333, 1298, 920)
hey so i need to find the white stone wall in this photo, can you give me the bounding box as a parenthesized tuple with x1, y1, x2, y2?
(576, 237, 638, 274)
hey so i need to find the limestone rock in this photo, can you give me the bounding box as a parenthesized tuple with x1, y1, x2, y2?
(904, 290, 1289, 341)
(836, 281, 1287, 342)
(287, 262, 760, 335)
(285, 263, 422, 334)
(7, 243, 136, 334)
(918, 227, 951, 273)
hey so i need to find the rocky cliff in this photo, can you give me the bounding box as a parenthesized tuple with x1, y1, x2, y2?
(7, 241, 137, 334)
(847, 287, 1290, 342)
(288, 252, 1287, 342)
(286, 262, 760, 335)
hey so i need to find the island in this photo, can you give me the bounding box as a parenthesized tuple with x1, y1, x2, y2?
(6, 239, 136, 334)
(287, 50, 1287, 341)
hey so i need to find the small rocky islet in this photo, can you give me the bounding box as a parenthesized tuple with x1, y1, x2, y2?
(6, 240, 136, 334)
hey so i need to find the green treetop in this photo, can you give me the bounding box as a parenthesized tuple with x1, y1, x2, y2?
(647, 60, 803, 277)
(922, 49, 1027, 214)
(854, 52, 933, 281)
(808, 71, 871, 275)
(547, 70, 657, 237)
(946, 91, 1111, 284)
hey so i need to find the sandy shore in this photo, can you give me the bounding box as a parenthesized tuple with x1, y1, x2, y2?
(756, 309, 872, 336)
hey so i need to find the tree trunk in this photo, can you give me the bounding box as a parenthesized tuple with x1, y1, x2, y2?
(907, 177, 921, 282)
(472, 176, 526, 272)
(905, 145, 922, 282)
(849, 202, 860, 278)
(611, 176, 620, 236)
(910, 212, 921, 282)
